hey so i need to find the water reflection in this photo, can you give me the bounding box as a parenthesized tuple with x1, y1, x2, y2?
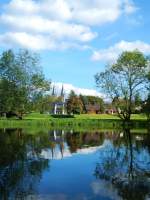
(40, 130, 105, 160)
(94, 128, 150, 200)
(0, 129, 49, 199)
(0, 128, 150, 199)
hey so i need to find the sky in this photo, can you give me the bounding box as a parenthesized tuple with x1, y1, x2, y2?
(0, 0, 150, 96)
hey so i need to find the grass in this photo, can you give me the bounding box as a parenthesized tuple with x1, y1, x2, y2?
(23, 113, 147, 120)
(0, 112, 148, 130)
(24, 112, 51, 120)
(75, 113, 146, 120)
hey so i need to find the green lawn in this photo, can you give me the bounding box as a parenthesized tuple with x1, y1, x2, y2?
(24, 112, 51, 120)
(0, 113, 148, 129)
(24, 112, 147, 120)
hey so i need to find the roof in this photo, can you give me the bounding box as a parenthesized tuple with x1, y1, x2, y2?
(85, 104, 100, 111)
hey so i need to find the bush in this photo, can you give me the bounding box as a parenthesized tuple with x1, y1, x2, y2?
(51, 114, 74, 118)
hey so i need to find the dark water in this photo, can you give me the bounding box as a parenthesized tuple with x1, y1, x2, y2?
(0, 128, 150, 200)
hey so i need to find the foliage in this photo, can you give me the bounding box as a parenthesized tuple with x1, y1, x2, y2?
(80, 95, 105, 113)
(132, 93, 143, 114)
(66, 92, 104, 114)
(95, 50, 149, 121)
(134, 93, 142, 106)
(144, 69, 150, 120)
(143, 95, 150, 121)
(0, 49, 50, 116)
(66, 90, 84, 114)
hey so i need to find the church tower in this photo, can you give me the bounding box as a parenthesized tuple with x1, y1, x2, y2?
(51, 85, 66, 115)
(52, 85, 56, 96)
(60, 85, 65, 114)
(60, 85, 65, 102)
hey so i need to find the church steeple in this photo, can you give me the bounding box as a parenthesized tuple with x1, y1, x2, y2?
(60, 85, 64, 97)
(52, 85, 56, 96)
(51, 85, 66, 115)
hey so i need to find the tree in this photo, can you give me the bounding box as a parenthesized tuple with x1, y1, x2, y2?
(80, 95, 105, 113)
(95, 50, 149, 121)
(79, 95, 88, 113)
(31, 94, 53, 114)
(143, 95, 150, 121)
(143, 70, 150, 121)
(134, 93, 142, 107)
(131, 93, 143, 114)
(30, 74, 50, 113)
(0, 50, 28, 115)
(66, 90, 83, 114)
(0, 49, 50, 117)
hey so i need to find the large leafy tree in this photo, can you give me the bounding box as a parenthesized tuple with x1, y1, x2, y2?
(0, 50, 27, 114)
(95, 50, 149, 121)
(30, 73, 50, 113)
(66, 91, 83, 114)
(0, 49, 50, 116)
(143, 71, 150, 121)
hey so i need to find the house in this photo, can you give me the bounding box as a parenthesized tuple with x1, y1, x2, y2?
(105, 108, 117, 115)
(85, 104, 100, 114)
(104, 103, 117, 115)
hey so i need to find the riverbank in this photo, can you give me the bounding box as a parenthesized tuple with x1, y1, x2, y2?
(0, 113, 148, 129)
(24, 113, 147, 120)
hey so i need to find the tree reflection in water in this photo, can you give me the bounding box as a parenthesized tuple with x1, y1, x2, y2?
(0, 128, 105, 199)
(0, 129, 49, 200)
(94, 128, 150, 200)
(1, 128, 150, 200)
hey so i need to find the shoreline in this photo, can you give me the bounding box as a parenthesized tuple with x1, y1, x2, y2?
(0, 117, 148, 129)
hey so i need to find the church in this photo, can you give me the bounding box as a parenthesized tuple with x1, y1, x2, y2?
(51, 85, 66, 115)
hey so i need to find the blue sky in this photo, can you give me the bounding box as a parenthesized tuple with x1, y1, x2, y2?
(0, 0, 150, 95)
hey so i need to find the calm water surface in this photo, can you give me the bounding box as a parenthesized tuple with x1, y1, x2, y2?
(0, 128, 150, 200)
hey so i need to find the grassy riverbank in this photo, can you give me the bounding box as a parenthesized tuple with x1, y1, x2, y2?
(23, 113, 147, 120)
(0, 113, 148, 129)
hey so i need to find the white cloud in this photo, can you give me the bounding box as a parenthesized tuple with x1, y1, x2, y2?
(4, 0, 72, 21)
(92, 40, 150, 62)
(0, 0, 137, 50)
(51, 82, 105, 98)
(68, 0, 122, 26)
(0, 32, 56, 50)
(4, 0, 136, 25)
(0, 32, 93, 50)
(1, 14, 96, 42)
